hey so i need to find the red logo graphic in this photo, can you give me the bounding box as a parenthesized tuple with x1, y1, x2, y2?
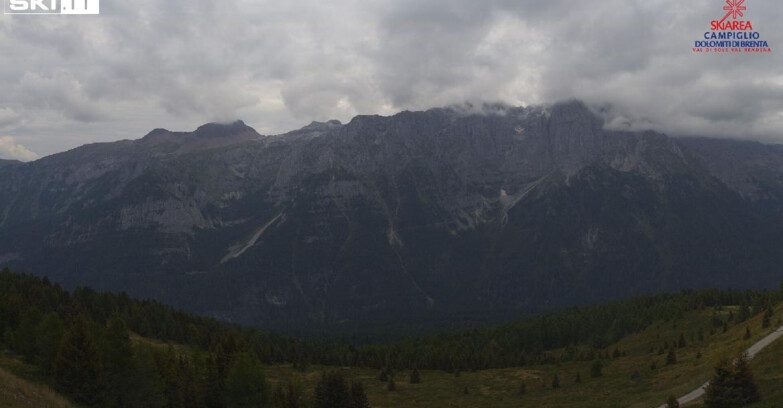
(719, 0, 746, 24)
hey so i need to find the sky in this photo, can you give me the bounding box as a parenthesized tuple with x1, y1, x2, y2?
(0, 0, 782, 160)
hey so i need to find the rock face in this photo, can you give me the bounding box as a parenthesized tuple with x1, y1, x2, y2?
(2, 101, 783, 333)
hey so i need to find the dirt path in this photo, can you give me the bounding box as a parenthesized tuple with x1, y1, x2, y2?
(654, 325, 783, 408)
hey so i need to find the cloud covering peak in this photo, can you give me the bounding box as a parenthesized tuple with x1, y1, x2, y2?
(0, 0, 781, 157)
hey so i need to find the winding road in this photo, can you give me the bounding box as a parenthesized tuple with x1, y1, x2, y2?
(654, 325, 783, 408)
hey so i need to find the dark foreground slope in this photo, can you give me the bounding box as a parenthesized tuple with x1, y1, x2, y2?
(1, 101, 783, 332)
(2, 269, 782, 408)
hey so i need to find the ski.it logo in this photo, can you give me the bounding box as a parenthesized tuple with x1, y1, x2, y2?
(4, 0, 99, 14)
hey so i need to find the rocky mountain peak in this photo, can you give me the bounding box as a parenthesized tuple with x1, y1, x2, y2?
(194, 120, 256, 138)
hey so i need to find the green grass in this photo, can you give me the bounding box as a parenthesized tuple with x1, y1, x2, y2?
(0, 355, 77, 408)
(265, 303, 783, 408)
(0, 303, 780, 408)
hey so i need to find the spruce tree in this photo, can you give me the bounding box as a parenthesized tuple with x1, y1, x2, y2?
(409, 368, 421, 384)
(314, 371, 351, 408)
(590, 359, 603, 378)
(762, 308, 772, 329)
(225, 352, 269, 408)
(35, 312, 63, 373)
(350, 382, 370, 408)
(53, 313, 101, 405)
(666, 349, 677, 365)
(704, 353, 760, 408)
(100, 314, 136, 408)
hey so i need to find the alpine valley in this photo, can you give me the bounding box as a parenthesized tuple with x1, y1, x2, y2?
(2, 100, 783, 334)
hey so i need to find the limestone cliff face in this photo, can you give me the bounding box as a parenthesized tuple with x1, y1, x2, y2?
(2, 101, 783, 333)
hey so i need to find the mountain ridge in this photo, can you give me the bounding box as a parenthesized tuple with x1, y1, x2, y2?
(2, 100, 783, 333)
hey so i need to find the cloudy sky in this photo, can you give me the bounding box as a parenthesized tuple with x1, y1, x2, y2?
(0, 0, 782, 160)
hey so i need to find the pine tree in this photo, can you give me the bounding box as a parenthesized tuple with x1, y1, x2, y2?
(518, 381, 526, 395)
(224, 352, 269, 408)
(131, 345, 166, 408)
(666, 395, 680, 408)
(387, 378, 396, 391)
(551, 374, 560, 389)
(409, 368, 420, 384)
(762, 308, 772, 329)
(678, 333, 686, 348)
(744, 326, 751, 340)
(590, 359, 603, 377)
(350, 382, 370, 408)
(704, 353, 760, 408)
(35, 312, 63, 373)
(100, 314, 136, 408)
(53, 313, 101, 405)
(314, 371, 351, 408)
(666, 349, 677, 365)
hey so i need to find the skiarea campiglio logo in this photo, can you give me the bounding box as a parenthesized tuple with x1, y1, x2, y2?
(693, 0, 771, 53)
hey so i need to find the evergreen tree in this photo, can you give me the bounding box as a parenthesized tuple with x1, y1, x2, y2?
(100, 314, 136, 408)
(704, 353, 760, 408)
(387, 378, 396, 391)
(590, 359, 603, 378)
(35, 312, 63, 373)
(131, 345, 167, 408)
(314, 371, 351, 408)
(409, 368, 421, 384)
(651, 361, 657, 371)
(350, 382, 370, 408)
(678, 333, 686, 348)
(762, 308, 772, 329)
(551, 374, 560, 389)
(666, 349, 677, 365)
(575, 371, 582, 383)
(518, 381, 526, 395)
(738, 302, 750, 322)
(54, 313, 101, 405)
(666, 395, 680, 408)
(224, 352, 269, 408)
(17, 309, 43, 364)
(744, 327, 751, 340)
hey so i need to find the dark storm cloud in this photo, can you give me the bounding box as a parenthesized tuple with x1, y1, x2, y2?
(0, 0, 781, 160)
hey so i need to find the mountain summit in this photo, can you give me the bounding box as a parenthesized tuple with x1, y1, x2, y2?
(1, 101, 783, 332)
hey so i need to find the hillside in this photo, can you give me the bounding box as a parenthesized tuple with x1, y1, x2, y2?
(0, 364, 75, 408)
(3, 102, 783, 332)
(2, 268, 782, 407)
(263, 301, 783, 408)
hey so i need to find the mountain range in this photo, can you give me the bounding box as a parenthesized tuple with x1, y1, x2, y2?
(2, 100, 783, 334)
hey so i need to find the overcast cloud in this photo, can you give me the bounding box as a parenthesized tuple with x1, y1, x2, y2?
(0, 0, 781, 160)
